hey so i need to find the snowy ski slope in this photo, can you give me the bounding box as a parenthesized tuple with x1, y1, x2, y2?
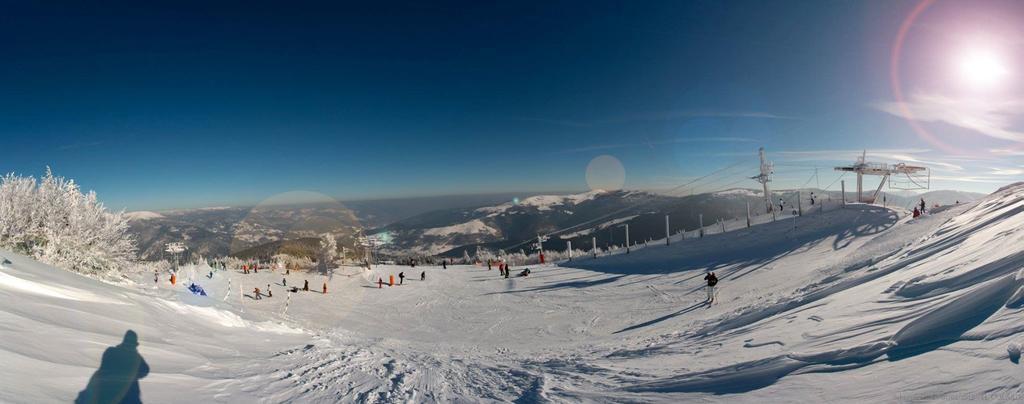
(2, 185, 1024, 402)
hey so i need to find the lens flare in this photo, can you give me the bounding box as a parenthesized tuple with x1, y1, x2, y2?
(585, 155, 625, 191)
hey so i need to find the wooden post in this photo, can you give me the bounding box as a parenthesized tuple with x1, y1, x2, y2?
(797, 190, 802, 216)
(665, 215, 670, 246)
(841, 180, 846, 208)
(746, 200, 751, 228)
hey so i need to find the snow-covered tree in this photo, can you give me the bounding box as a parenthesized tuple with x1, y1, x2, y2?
(0, 169, 137, 277)
(318, 233, 338, 274)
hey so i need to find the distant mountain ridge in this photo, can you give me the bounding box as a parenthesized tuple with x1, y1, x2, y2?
(127, 188, 985, 261)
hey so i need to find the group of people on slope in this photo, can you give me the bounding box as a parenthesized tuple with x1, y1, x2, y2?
(377, 270, 426, 288)
(487, 259, 527, 278)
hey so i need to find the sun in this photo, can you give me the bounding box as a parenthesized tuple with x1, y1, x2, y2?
(955, 47, 1010, 89)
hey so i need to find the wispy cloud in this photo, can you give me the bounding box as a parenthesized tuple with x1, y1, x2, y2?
(930, 174, 1010, 184)
(883, 154, 963, 172)
(559, 136, 756, 154)
(874, 93, 1024, 142)
(750, 148, 933, 162)
(990, 167, 1024, 176)
(522, 110, 798, 128)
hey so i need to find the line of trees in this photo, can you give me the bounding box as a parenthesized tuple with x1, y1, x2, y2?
(0, 169, 137, 277)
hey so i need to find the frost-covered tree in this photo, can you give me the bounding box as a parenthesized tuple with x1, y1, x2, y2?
(0, 169, 137, 277)
(317, 233, 338, 274)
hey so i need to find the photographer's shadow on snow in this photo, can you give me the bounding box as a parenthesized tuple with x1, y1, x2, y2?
(75, 330, 150, 404)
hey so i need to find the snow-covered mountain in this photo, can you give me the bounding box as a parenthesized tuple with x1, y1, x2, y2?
(4, 183, 1024, 401)
(126, 193, 560, 260)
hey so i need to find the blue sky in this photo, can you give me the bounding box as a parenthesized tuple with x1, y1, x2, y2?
(2, 0, 1023, 210)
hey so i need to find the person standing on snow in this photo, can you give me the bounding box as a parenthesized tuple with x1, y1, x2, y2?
(303, 280, 309, 292)
(443, 260, 447, 269)
(378, 277, 383, 289)
(398, 272, 405, 285)
(420, 271, 425, 281)
(254, 287, 262, 300)
(920, 198, 926, 214)
(267, 284, 272, 298)
(810, 192, 815, 206)
(704, 272, 718, 303)
(778, 198, 785, 213)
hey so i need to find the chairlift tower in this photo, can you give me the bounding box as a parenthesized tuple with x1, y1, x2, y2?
(165, 242, 186, 272)
(834, 150, 929, 203)
(751, 147, 774, 213)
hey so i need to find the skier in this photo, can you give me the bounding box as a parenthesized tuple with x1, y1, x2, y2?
(778, 198, 785, 213)
(443, 260, 447, 270)
(303, 280, 309, 292)
(153, 271, 158, 284)
(420, 271, 425, 281)
(810, 192, 815, 206)
(920, 198, 926, 214)
(704, 272, 718, 303)
(254, 287, 262, 300)
(487, 260, 492, 271)
(399, 272, 405, 285)
(267, 284, 272, 298)
(913, 207, 920, 218)
(282, 278, 287, 287)
(323, 282, 327, 294)
(504, 266, 510, 279)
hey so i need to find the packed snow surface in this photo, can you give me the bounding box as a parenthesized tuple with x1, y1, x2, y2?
(4, 186, 1024, 402)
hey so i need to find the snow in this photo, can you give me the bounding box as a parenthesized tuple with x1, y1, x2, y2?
(714, 188, 760, 197)
(4, 185, 1024, 402)
(422, 219, 499, 236)
(476, 190, 605, 214)
(124, 211, 165, 221)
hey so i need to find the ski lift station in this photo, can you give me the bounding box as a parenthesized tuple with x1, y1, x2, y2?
(834, 151, 929, 204)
